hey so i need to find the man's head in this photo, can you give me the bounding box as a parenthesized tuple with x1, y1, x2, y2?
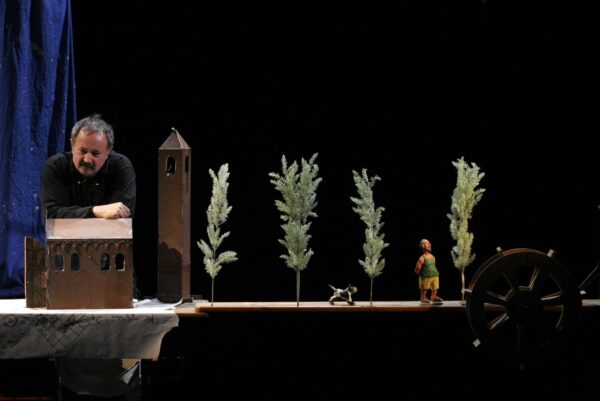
(70, 115, 114, 177)
(420, 239, 431, 252)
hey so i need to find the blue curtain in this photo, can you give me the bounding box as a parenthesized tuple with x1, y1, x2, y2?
(0, 1, 76, 297)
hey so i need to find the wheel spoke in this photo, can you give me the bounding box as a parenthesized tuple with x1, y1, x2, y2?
(541, 291, 563, 306)
(502, 269, 520, 292)
(487, 312, 510, 331)
(485, 290, 507, 307)
(528, 266, 549, 292)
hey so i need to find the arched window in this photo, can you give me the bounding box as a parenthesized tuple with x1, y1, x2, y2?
(166, 156, 176, 175)
(71, 253, 80, 271)
(115, 253, 125, 270)
(54, 254, 64, 271)
(101, 253, 110, 271)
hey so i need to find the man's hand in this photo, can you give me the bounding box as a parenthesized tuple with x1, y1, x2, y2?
(92, 202, 131, 219)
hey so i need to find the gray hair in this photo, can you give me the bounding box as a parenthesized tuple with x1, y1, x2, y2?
(71, 114, 115, 148)
(420, 239, 429, 249)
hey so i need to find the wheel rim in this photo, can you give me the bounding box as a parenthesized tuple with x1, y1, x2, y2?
(467, 248, 582, 364)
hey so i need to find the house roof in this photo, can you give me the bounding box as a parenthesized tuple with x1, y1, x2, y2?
(46, 218, 133, 240)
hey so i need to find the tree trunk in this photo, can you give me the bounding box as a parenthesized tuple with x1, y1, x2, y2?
(211, 277, 215, 306)
(296, 270, 301, 307)
(461, 270, 466, 304)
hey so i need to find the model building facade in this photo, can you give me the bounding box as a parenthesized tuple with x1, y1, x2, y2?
(45, 218, 134, 309)
(157, 128, 192, 302)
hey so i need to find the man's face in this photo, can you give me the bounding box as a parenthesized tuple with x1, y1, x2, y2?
(71, 130, 111, 177)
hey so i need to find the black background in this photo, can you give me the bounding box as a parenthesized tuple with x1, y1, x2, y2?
(70, 0, 599, 302)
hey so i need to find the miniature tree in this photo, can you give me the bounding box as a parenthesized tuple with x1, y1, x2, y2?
(197, 164, 238, 305)
(447, 157, 485, 302)
(269, 153, 321, 306)
(351, 169, 388, 306)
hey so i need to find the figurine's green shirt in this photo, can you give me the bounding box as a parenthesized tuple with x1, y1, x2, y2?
(420, 255, 439, 278)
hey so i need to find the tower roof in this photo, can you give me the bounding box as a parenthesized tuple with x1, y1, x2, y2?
(160, 128, 191, 150)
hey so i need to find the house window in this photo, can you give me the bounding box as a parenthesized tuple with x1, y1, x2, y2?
(54, 254, 64, 271)
(71, 253, 80, 271)
(115, 253, 125, 271)
(101, 253, 110, 271)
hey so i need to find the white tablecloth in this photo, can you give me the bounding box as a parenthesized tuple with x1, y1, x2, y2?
(0, 299, 179, 359)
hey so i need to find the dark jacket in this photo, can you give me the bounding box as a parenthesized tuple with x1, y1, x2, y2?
(41, 151, 136, 218)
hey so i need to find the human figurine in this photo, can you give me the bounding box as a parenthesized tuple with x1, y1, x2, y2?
(414, 239, 443, 305)
(328, 284, 358, 305)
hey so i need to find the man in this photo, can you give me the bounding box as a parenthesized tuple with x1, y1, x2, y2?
(42, 114, 135, 219)
(41, 115, 139, 400)
(414, 239, 443, 305)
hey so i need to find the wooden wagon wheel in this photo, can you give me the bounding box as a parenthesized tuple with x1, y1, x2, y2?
(466, 248, 582, 365)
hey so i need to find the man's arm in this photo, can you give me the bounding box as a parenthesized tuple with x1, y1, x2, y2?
(415, 256, 424, 275)
(104, 153, 136, 218)
(42, 154, 94, 218)
(92, 203, 131, 219)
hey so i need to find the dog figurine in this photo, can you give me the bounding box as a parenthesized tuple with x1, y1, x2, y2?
(328, 284, 358, 305)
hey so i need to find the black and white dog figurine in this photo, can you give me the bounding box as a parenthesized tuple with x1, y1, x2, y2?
(328, 284, 358, 305)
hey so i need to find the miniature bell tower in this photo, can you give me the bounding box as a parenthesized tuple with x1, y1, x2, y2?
(157, 128, 192, 302)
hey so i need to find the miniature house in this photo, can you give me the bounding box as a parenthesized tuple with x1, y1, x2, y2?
(45, 218, 134, 309)
(157, 128, 192, 303)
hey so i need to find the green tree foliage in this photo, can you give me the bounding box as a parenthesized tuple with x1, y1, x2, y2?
(447, 157, 485, 300)
(269, 154, 321, 306)
(351, 169, 388, 306)
(197, 164, 238, 305)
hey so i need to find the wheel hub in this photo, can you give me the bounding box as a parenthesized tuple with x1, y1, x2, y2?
(506, 287, 543, 323)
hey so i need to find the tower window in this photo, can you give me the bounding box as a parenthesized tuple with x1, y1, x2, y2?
(166, 156, 176, 175)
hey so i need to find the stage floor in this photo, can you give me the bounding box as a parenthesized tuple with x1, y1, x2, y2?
(2, 299, 600, 400)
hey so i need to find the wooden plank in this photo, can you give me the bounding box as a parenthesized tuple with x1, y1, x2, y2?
(24, 237, 46, 308)
(194, 300, 467, 313)
(192, 299, 600, 314)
